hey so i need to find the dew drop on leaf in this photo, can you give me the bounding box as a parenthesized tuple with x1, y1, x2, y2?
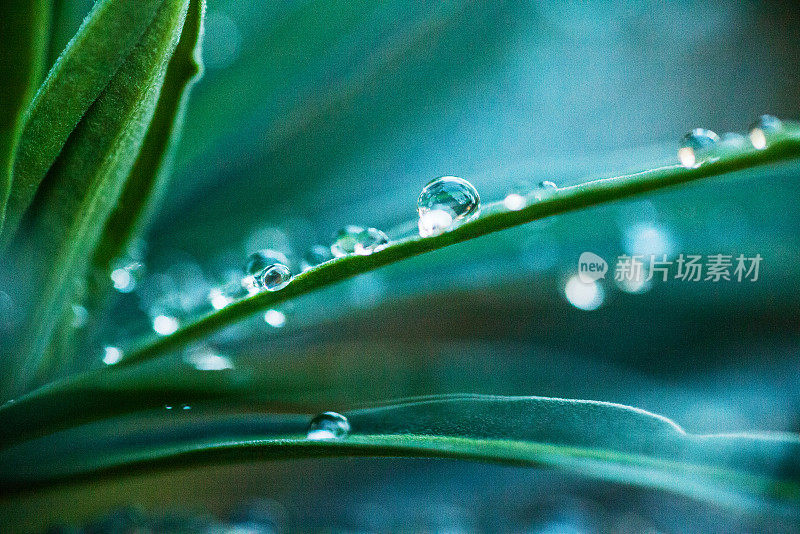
(749, 114, 783, 150)
(533, 180, 558, 201)
(331, 226, 389, 257)
(152, 314, 179, 336)
(306, 411, 351, 440)
(301, 245, 334, 271)
(418, 176, 480, 226)
(243, 250, 292, 292)
(678, 128, 720, 168)
(503, 181, 532, 211)
(110, 259, 145, 293)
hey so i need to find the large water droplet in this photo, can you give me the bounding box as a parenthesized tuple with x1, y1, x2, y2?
(678, 128, 720, 168)
(243, 250, 292, 292)
(749, 114, 783, 150)
(331, 226, 389, 257)
(417, 176, 480, 225)
(306, 412, 350, 440)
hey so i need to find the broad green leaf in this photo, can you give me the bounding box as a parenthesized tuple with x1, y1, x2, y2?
(0, 0, 165, 248)
(0, 0, 52, 230)
(91, 0, 205, 280)
(44, 0, 94, 69)
(1, 395, 798, 518)
(116, 131, 800, 365)
(5, 0, 192, 396)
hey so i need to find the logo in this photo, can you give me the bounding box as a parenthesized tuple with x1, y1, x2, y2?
(578, 252, 608, 283)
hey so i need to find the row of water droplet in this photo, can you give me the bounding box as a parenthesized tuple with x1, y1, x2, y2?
(95, 114, 789, 364)
(678, 114, 786, 168)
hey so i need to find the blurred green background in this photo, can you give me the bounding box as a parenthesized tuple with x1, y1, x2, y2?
(11, 0, 800, 531)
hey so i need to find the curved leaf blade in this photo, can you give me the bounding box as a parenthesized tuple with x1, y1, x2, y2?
(0, 0, 166, 247)
(120, 130, 800, 365)
(90, 0, 205, 279)
(1, 395, 797, 517)
(0, 0, 52, 229)
(5, 0, 192, 395)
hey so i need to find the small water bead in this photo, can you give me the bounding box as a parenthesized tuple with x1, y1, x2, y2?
(749, 114, 783, 150)
(533, 180, 558, 201)
(417, 176, 480, 224)
(110, 259, 144, 293)
(306, 412, 351, 440)
(330, 226, 389, 257)
(503, 181, 531, 212)
(244, 250, 292, 292)
(152, 314, 179, 336)
(301, 245, 333, 271)
(720, 132, 748, 149)
(678, 128, 720, 168)
(418, 208, 455, 237)
(102, 346, 123, 365)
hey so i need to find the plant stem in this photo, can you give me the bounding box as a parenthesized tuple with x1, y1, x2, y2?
(120, 134, 800, 365)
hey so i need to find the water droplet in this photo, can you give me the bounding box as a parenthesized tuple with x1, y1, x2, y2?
(244, 250, 292, 292)
(678, 128, 720, 168)
(208, 287, 233, 310)
(533, 180, 558, 201)
(185, 345, 234, 371)
(503, 192, 526, 211)
(70, 304, 88, 329)
(502, 181, 531, 212)
(330, 226, 389, 257)
(102, 346, 123, 365)
(417, 176, 480, 226)
(301, 245, 333, 271)
(264, 309, 286, 328)
(182, 404, 191, 410)
(749, 114, 783, 150)
(720, 132, 748, 149)
(564, 275, 604, 311)
(152, 314, 179, 336)
(165, 405, 173, 410)
(110, 259, 144, 293)
(306, 412, 350, 440)
(418, 208, 455, 237)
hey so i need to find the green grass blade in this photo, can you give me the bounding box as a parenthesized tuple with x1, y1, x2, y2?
(90, 0, 205, 281)
(0, 0, 166, 248)
(0, 0, 52, 231)
(119, 130, 800, 365)
(1, 395, 797, 517)
(5, 0, 192, 396)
